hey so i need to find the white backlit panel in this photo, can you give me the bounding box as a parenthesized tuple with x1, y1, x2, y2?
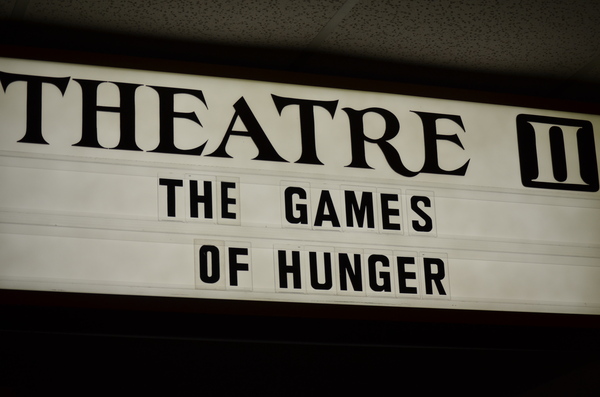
(0, 57, 599, 314)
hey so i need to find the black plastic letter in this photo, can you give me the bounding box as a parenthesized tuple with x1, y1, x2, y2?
(73, 79, 142, 150)
(208, 97, 287, 162)
(284, 187, 308, 224)
(412, 111, 469, 176)
(272, 95, 338, 165)
(0, 72, 70, 145)
(149, 85, 207, 155)
(199, 245, 220, 284)
(343, 107, 418, 177)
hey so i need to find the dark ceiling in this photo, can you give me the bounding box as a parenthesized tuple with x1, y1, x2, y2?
(2, 0, 600, 104)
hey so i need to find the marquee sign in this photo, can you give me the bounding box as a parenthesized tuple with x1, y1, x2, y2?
(0, 57, 598, 314)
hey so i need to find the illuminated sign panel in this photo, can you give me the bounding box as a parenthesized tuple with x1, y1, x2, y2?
(0, 57, 599, 314)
